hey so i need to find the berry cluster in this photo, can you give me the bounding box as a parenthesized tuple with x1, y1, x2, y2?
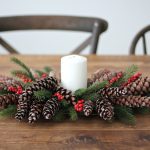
(109, 72, 123, 85)
(15, 73, 32, 83)
(54, 92, 64, 101)
(8, 85, 23, 94)
(122, 72, 142, 86)
(74, 99, 84, 112)
(41, 73, 48, 78)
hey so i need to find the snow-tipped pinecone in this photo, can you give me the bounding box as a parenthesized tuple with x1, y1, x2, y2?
(43, 97, 59, 119)
(96, 98, 114, 120)
(111, 95, 150, 107)
(98, 87, 127, 99)
(56, 86, 76, 105)
(28, 101, 44, 123)
(127, 77, 150, 95)
(88, 69, 119, 86)
(15, 77, 58, 120)
(83, 100, 94, 116)
(0, 94, 18, 109)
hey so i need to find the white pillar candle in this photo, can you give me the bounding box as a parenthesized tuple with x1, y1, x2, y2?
(61, 55, 87, 92)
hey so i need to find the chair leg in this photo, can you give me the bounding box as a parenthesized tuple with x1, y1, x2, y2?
(0, 37, 19, 54)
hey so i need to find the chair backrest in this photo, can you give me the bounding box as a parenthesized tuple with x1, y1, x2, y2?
(129, 25, 150, 55)
(0, 15, 108, 54)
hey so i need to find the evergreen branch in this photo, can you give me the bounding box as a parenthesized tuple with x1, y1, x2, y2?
(11, 57, 34, 80)
(61, 100, 69, 108)
(113, 65, 138, 87)
(35, 70, 46, 77)
(43, 66, 53, 73)
(133, 107, 150, 115)
(0, 105, 17, 119)
(53, 110, 65, 121)
(34, 90, 52, 102)
(0, 90, 12, 95)
(75, 81, 108, 98)
(68, 107, 78, 121)
(114, 105, 136, 125)
(11, 70, 31, 79)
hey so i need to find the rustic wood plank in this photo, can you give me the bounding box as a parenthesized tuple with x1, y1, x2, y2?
(0, 55, 150, 150)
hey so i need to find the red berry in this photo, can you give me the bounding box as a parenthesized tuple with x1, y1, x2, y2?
(78, 107, 82, 112)
(78, 104, 83, 107)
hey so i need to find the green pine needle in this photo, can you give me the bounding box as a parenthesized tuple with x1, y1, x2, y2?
(53, 111, 65, 122)
(11, 57, 34, 80)
(68, 107, 78, 121)
(133, 107, 150, 115)
(61, 100, 69, 108)
(43, 66, 53, 73)
(75, 81, 108, 98)
(113, 65, 138, 87)
(35, 70, 46, 77)
(0, 90, 12, 95)
(11, 70, 31, 79)
(114, 105, 136, 125)
(0, 105, 17, 119)
(33, 89, 52, 102)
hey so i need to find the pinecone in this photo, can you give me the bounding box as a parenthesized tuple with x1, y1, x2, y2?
(28, 101, 44, 123)
(43, 97, 59, 119)
(111, 95, 150, 107)
(56, 86, 76, 105)
(98, 87, 127, 99)
(96, 98, 114, 120)
(127, 76, 150, 95)
(88, 69, 119, 86)
(0, 94, 18, 109)
(83, 100, 94, 116)
(16, 76, 58, 120)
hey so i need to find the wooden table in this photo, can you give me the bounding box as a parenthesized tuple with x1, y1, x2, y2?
(0, 55, 150, 150)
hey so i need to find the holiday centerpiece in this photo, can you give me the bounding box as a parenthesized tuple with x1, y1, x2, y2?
(0, 55, 150, 125)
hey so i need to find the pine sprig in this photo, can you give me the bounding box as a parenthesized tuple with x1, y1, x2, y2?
(33, 90, 52, 102)
(11, 57, 34, 80)
(35, 70, 46, 77)
(68, 107, 78, 121)
(43, 66, 53, 73)
(114, 105, 136, 125)
(0, 105, 16, 119)
(53, 110, 65, 122)
(75, 81, 108, 98)
(112, 65, 138, 87)
(133, 107, 150, 115)
(11, 70, 31, 79)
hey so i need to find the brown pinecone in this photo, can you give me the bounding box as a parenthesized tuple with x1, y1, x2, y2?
(16, 76, 58, 120)
(127, 77, 150, 95)
(43, 97, 59, 119)
(56, 86, 76, 105)
(88, 69, 119, 86)
(28, 101, 44, 123)
(0, 94, 18, 109)
(96, 98, 114, 120)
(83, 100, 94, 116)
(98, 87, 127, 99)
(111, 95, 150, 107)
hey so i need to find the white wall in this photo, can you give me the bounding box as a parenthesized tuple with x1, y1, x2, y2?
(0, 0, 150, 55)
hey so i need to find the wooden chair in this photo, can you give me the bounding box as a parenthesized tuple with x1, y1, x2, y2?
(0, 15, 108, 54)
(129, 25, 150, 55)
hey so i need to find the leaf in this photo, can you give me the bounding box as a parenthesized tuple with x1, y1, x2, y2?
(68, 107, 78, 121)
(11, 57, 34, 80)
(114, 105, 136, 125)
(43, 66, 53, 73)
(0, 105, 17, 119)
(33, 89, 52, 102)
(75, 81, 108, 98)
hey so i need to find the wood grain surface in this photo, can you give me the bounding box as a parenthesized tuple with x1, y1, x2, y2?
(0, 55, 150, 150)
